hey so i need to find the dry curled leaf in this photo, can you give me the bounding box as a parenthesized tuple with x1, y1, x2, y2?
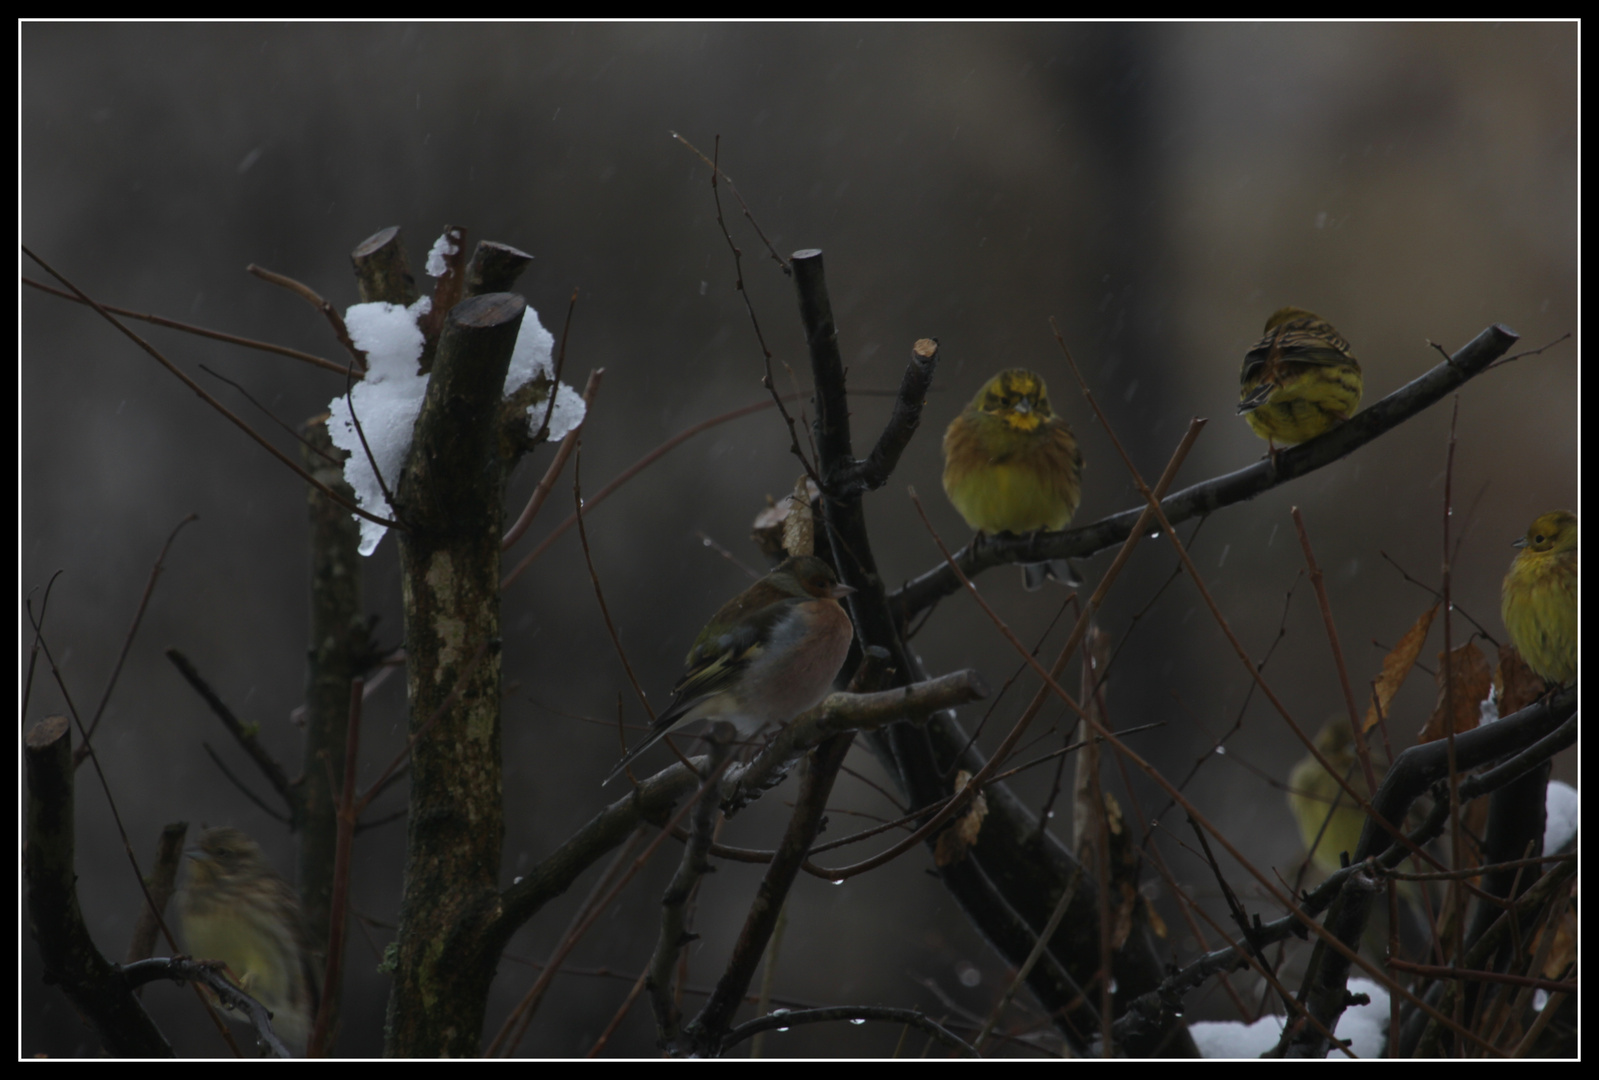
(751, 476, 820, 560)
(1496, 642, 1547, 717)
(934, 770, 988, 867)
(1418, 641, 1492, 744)
(1536, 887, 1577, 980)
(782, 475, 815, 558)
(1365, 603, 1438, 733)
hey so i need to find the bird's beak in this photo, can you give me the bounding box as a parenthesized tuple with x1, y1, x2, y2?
(1013, 399, 1032, 414)
(829, 583, 857, 599)
(1512, 537, 1528, 549)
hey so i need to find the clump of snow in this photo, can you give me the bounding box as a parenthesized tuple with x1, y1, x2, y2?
(328, 288, 585, 557)
(1335, 978, 1390, 1058)
(1190, 978, 1389, 1058)
(538, 381, 587, 442)
(502, 306, 585, 442)
(327, 297, 431, 556)
(425, 230, 460, 278)
(1544, 780, 1577, 854)
(503, 307, 555, 392)
(1189, 1013, 1281, 1059)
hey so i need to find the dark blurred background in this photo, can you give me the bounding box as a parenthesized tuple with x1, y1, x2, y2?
(22, 23, 1575, 1058)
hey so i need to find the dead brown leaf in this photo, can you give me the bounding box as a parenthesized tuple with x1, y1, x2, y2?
(1418, 641, 1491, 743)
(1366, 603, 1439, 733)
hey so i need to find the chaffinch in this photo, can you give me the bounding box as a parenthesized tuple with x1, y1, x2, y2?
(180, 827, 320, 1055)
(942, 368, 1084, 591)
(1237, 307, 1363, 449)
(1502, 510, 1578, 686)
(603, 554, 857, 786)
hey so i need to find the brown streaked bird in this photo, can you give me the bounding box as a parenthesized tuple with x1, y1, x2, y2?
(603, 555, 856, 785)
(180, 827, 320, 1055)
(1237, 306, 1363, 450)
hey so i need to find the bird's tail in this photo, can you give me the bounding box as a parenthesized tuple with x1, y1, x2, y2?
(602, 727, 671, 787)
(1236, 380, 1276, 414)
(1022, 558, 1083, 592)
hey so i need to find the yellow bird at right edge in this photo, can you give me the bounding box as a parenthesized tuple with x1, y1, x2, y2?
(1237, 307, 1363, 448)
(1502, 509, 1578, 686)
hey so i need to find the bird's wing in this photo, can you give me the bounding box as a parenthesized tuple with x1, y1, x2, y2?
(666, 598, 802, 714)
(1236, 378, 1278, 413)
(602, 599, 808, 787)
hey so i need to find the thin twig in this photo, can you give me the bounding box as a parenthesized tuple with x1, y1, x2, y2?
(198, 742, 290, 823)
(572, 441, 657, 725)
(492, 827, 649, 1057)
(73, 515, 198, 766)
(1480, 330, 1570, 373)
(21, 571, 65, 726)
(502, 368, 603, 551)
(338, 345, 402, 530)
(1290, 508, 1380, 796)
(166, 649, 293, 805)
(1385, 960, 1574, 994)
(200, 364, 341, 466)
(307, 678, 364, 1058)
(585, 969, 650, 1058)
(500, 396, 789, 590)
(23, 246, 397, 529)
(1377, 550, 1497, 643)
(530, 288, 578, 443)
(23, 275, 355, 376)
(802, 429, 1197, 883)
(1439, 395, 1466, 1015)
(704, 136, 820, 488)
(671, 131, 790, 271)
(649, 738, 733, 1049)
(247, 263, 368, 373)
(502, 757, 736, 1056)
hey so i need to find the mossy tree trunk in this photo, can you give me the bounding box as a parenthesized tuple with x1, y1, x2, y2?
(383, 294, 524, 1057)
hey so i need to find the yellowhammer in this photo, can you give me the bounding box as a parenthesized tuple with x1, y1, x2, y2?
(942, 368, 1083, 591)
(1501, 510, 1578, 686)
(180, 827, 320, 1055)
(1237, 307, 1363, 448)
(1287, 720, 1375, 877)
(1288, 719, 1422, 934)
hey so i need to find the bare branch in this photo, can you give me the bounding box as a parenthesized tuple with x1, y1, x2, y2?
(23, 246, 398, 529)
(166, 648, 293, 807)
(24, 275, 355, 376)
(247, 262, 368, 373)
(891, 322, 1522, 623)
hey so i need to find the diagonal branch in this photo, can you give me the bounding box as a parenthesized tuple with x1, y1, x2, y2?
(24, 246, 398, 529)
(890, 322, 1521, 624)
(165, 648, 293, 805)
(829, 337, 940, 496)
(24, 275, 355, 376)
